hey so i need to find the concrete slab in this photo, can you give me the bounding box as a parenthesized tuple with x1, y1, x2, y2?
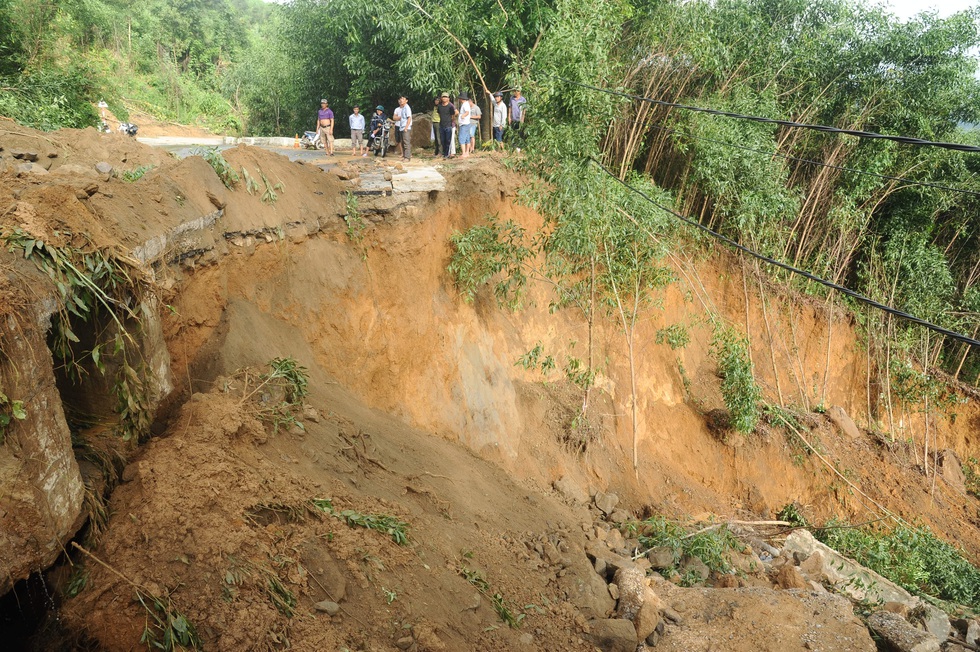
(390, 167, 446, 193)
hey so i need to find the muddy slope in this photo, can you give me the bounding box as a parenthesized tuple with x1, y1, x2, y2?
(1, 123, 979, 649)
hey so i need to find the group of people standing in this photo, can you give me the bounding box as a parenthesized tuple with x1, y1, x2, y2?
(433, 88, 526, 159)
(314, 88, 526, 160)
(316, 96, 413, 160)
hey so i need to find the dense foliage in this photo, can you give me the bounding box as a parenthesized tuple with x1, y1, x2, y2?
(0, 0, 269, 131)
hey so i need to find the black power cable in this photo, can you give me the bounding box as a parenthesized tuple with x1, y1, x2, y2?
(590, 158, 980, 348)
(557, 75, 980, 154)
(647, 124, 980, 199)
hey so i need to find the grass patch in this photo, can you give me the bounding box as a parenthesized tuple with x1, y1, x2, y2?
(632, 516, 741, 577)
(136, 590, 201, 651)
(119, 165, 155, 182)
(457, 560, 524, 628)
(312, 498, 409, 545)
(711, 326, 762, 434)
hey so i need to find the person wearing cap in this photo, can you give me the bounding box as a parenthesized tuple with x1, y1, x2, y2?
(349, 105, 366, 156)
(436, 93, 457, 158)
(509, 88, 527, 152)
(491, 91, 507, 150)
(315, 99, 335, 155)
(369, 105, 387, 155)
(457, 92, 472, 158)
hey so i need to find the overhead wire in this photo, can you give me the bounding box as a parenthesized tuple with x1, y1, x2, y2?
(556, 75, 980, 153)
(589, 157, 980, 349)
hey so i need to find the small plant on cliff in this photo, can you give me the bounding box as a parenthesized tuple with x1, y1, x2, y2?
(312, 498, 409, 545)
(262, 357, 309, 404)
(656, 324, 690, 350)
(635, 516, 740, 577)
(137, 589, 202, 651)
(343, 191, 367, 244)
(711, 325, 762, 434)
(119, 165, 155, 182)
(448, 213, 533, 309)
(192, 147, 239, 189)
(964, 457, 980, 498)
(1, 228, 152, 443)
(0, 389, 26, 444)
(457, 559, 525, 628)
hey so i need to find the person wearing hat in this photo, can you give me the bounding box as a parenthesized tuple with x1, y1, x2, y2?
(315, 99, 335, 155)
(349, 105, 366, 156)
(491, 91, 507, 150)
(457, 91, 472, 158)
(436, 92, 457, 158)
(369, 105, 387, 155)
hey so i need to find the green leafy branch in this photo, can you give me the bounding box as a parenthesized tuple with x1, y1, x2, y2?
(457, 560, 525, 628)
(311, 498, 409, 545)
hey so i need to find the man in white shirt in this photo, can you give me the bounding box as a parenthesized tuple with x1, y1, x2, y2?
(457, 92, 472, 158)
(396, 96, 413, 161)
(349, 106, 366, 156)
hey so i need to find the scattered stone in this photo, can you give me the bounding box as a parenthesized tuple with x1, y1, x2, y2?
(302, 404, 321, 423)
(868, 611, 941, 652)
(613, 566, 646, 620)
(314, 600, 340, 615)
(95, 161, 113, 175)
(383, 171, 393, 181)
(883, 601, 910, 618)
(586, 618, 637, 652)
(11, 150, 39, 161)
(332, 167, 352, 180)
(714, 573, 740, 588)
(585, 540, 639, 577)
(633, 589, 662, 641)
(16, 162, 48, 176)
(52, 163, 98, 178)
(608, 583, 619, 600)
(968, 619, 980, 647)
(594, 557, 607, 576)
(395, 636, 414, 650)
(826, 405, 862, 440)
(605, 528, 626, 552)
(594, 492, 619, 515)
(554, 476, 589, 505)
(557, 568, 615, 619)
(413, 622, 446, 651)
(775, 564, 807, 590)
(646, 547, 674, 570)
(609, 509, 631, 525)
(46, 151, 58, 158)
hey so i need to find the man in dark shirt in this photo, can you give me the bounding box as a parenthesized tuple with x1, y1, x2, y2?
(369, 105, 387, 155)
(436, 92, 457, 159)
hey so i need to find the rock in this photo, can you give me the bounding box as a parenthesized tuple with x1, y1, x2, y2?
(826, 405, 862, 440)
(557, 565, 615, 619)
(314, 600, 340, 615)
(609, 509, 631, 525)
(332, 167, 352, 180)
(16, 162, 48, 175)
(95, 161, 113, 175)
(11, 149, 39, 161)
(647, 546, 675, 570)
(395, 636, 414, 650)
(968, 619, 980, 647)
(633, 588, 662, 640)
(605, 528, 626, 552)
(594, 491, 619, 515)
(52, 163, 98, 178)
(678, 555, 710, 583)
(302, 404, 321, 423)
(868, 611, 941, 652)
(613, 566, 646, 620)
(608, 583, 619, 600)
(775, 564, 807, 589)
(714, 574, 740, 588)
(883, 601, 910, 618)
(390, 167, 447, 192)
(915, 603, 951, 642)
(586, 618, 638, 652)
(787, 530, 916, 605)
(936, 449, 967, 494)
(554, 476, 589, 505)
(594, 557, 607, 577)
(413, 622, 446, 651)
(585, 540, 640, 578)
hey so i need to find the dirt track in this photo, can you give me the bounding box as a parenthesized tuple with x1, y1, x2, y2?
(2, 120, 980, 650)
